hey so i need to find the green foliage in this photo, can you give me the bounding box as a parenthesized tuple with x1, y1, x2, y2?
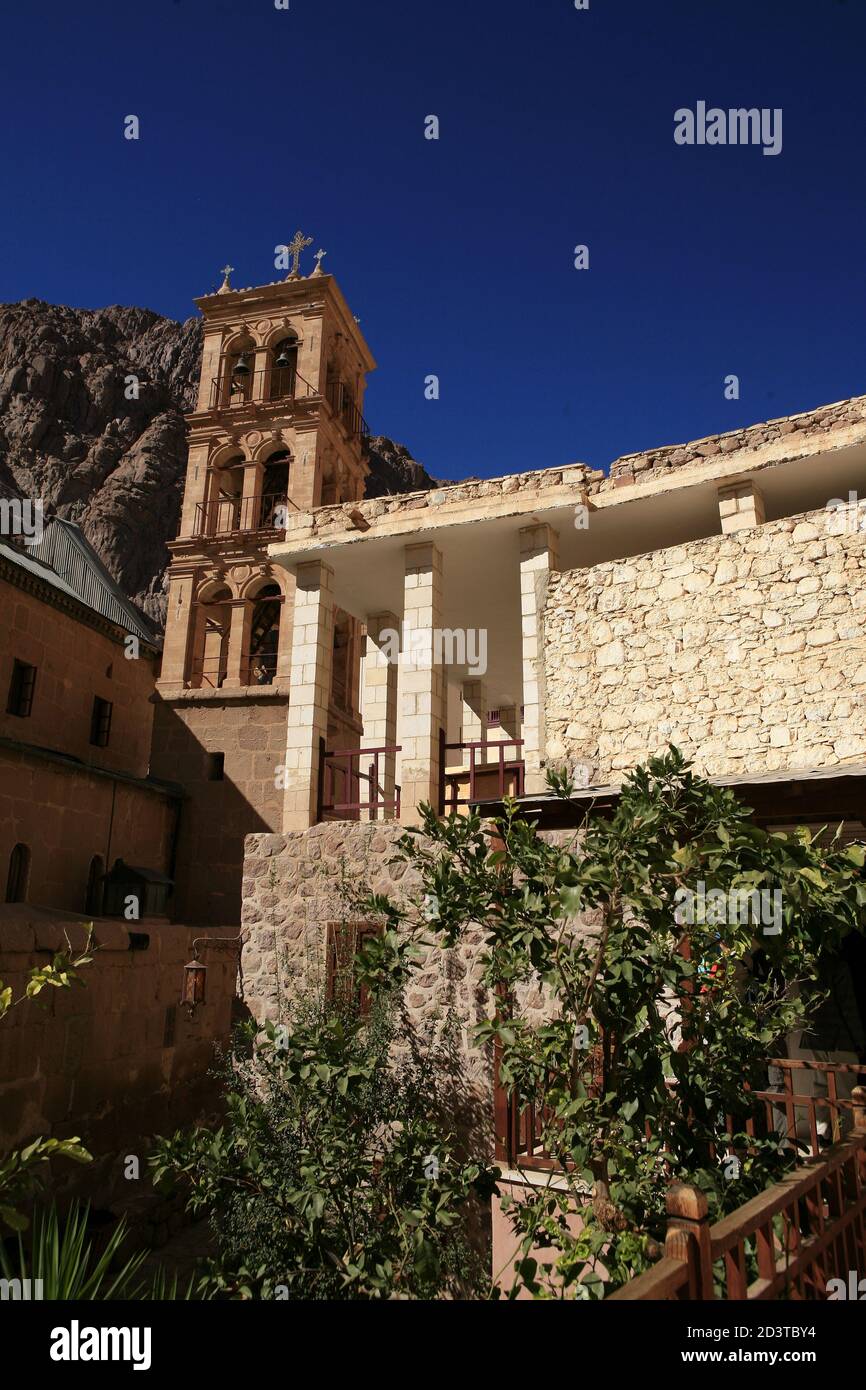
(355, 747, 866, 1298)
(0, 930, 95, 1232)
(0, 1200, 149, 1300)
(150, 992, 497, 1299)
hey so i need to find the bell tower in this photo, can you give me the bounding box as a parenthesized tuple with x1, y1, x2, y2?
(151, 244, 375, 923)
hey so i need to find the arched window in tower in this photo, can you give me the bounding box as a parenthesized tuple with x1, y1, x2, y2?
(259, 450, 291, 529)
(85, 854, 104, 916)
(246, 582, 282, 686)
(268, 335, 298, 401)
(190, 586, 232, 689)
(222, 337, 255, 406)
(5, 843, 30, 903)
(208, 455, 244, 535)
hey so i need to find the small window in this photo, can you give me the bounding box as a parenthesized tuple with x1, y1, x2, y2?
(5, 843, 30, 903)
(207, 752, 225, 781)
(487, 709, 501, 726)
(90, 697, 113, 747)
(6, 660, 36, 718)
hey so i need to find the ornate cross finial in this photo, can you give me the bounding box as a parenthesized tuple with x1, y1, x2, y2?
(217, 264, 234, 293)
(312, 248, 327, 275)
(285, 230, 313, 278)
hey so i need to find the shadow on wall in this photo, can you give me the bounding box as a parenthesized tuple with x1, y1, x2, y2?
(151, 700, 288, 925)
(0, 905, 247, 1190)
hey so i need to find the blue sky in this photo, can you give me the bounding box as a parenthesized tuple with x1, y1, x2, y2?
(1, 0, 864, 480)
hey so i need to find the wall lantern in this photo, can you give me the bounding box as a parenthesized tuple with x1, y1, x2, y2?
(181, 936, 241, 1016)
(181, 954, 208, 1012)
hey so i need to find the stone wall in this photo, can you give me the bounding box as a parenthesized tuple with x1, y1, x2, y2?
(0, 567, 160, 780)
(0, 746, 177, 916)
(0, 908, 238, 1159)
(544, 503, 866, 782)
(608, 393, 866, 487)
(151, 693, 289, 923)
(241, 820, 494, 1150)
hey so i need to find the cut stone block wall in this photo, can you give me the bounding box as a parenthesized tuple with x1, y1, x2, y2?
(0, 909, 238, 1158)
(544, 504, 866, 781)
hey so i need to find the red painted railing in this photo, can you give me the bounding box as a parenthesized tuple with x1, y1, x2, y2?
(318, 740, 401, 820)
(440, 734, 525, 813)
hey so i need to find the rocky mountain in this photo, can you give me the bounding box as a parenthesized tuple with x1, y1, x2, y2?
(363, 435, 440, 498)
(0, 300, 436, 628)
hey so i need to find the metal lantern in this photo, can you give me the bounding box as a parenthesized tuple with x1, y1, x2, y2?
(181, 956, 207, 1011)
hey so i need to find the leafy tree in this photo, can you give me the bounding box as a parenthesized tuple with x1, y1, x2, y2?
(355, 748, 866, 1298)
(150, 989, 497, 1299)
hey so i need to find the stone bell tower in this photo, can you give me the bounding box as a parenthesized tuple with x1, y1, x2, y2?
(150, 240, 376, 923)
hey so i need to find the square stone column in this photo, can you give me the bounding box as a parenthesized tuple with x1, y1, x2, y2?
(222, 599, 253, 689)
(718, 480, 766, 533)
(282, 560, 335, 831)
(158, 572, 195, 691)
(397, 543, 445, 822)
(361, 612, 399, 820)
(519, 523, 559, 794)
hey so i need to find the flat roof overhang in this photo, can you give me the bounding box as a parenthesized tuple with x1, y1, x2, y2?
(477, 762, 866, 830)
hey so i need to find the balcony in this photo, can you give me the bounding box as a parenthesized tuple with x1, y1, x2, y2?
(441, 737, 525, 813)
(318, 741, 402, 821)
(206, 368, 371, 443)
(192, 492, 297, 539)
(189, 651, 278, 690)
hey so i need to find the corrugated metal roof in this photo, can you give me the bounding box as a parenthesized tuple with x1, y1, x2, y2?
(0, 535, 84, 605)
(26, 518, 160, 646)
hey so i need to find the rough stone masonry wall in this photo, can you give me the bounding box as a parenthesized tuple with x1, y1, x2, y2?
(241, 823, 593, 1160)
(241, 821, 495, 1149)
(544, 503, 866, 782)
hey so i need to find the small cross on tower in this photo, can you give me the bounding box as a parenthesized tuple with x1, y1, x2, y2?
(218, 264, 234, 294)
(312, 248, 327, 275)
(285, 230, 313, 278)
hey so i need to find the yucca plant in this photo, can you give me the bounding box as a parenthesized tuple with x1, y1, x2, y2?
(0, 1200, 148, 1300)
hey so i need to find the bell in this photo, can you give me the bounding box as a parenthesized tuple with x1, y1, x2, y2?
(275, 347, 293, 370)
(232, 352, 251, 377)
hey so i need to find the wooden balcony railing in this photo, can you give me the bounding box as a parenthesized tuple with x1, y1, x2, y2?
(318, 739, 401, 821)
(440, 734, 525, 813)
(495, 1058, 866, 1171)
(192, 492, 298, 538)
(609, 1094, 866, 1301)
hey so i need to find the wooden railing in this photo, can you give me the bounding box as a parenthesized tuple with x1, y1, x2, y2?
(440, 733, 525, 813)
(609, 1092, 866, 1301)
(318, 739, 401, 820)
(495, 1058, 866, 1170)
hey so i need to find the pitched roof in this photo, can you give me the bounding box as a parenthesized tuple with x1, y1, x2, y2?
(25, 517, 160, 646)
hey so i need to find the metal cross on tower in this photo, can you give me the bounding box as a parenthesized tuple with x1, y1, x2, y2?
(285, 230, 313, 277)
